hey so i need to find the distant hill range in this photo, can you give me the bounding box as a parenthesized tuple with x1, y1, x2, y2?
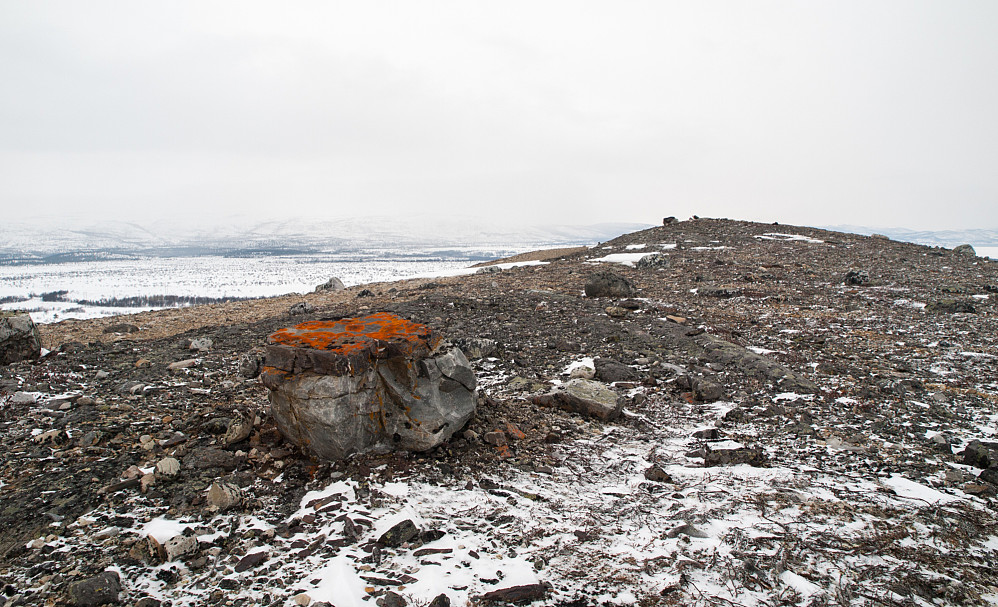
(2, 216, 995, 265)
(824, 225, 998, 248)
(0, 216, 654, 265)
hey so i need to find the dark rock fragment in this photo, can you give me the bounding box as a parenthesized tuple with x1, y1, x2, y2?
(183, 447, 243, 471)
(980, 468, 998, 486)
(480, 583, 550, 603)
(644, 465, 673, 483)
(925, 299, 976, 314)
(594, 358, 639, 383)
(692, 377, 725, 402)
(234, 551, 268, 572)
(428, 594, 451, 607)
(843, 270, 870, 286)
(65, 571, 121, 606)
(961, 440, 997, 469)
(378, 519, 419, 547)
(705, 447, 767, 467)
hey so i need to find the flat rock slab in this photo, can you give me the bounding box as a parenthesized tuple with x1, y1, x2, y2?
(262, 313, 477, 460)
(533, 379, 622, 420)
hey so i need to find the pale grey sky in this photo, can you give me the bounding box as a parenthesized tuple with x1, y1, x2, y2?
(2, 1, 996, 230)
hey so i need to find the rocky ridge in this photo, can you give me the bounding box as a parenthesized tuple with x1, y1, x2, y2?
(1, 218, 997, 606)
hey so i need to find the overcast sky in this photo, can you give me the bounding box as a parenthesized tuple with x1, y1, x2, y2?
(2, 1, 996, 231)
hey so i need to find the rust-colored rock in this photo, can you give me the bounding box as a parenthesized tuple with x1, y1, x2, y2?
(262, 313, 477, 460)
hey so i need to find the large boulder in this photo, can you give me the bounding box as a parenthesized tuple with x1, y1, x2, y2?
(260, 313, 477, 460)
(0, 312, 42, 365)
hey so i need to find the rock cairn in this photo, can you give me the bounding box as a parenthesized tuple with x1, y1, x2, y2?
(261, 313, 477, 460)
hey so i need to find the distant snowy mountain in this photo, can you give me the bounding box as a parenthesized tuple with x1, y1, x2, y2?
(824, 225, 998, 248)
(0, 215, 653, 261)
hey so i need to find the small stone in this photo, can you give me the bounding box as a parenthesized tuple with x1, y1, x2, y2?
(428, 595, 451, 607)
(163, 533, 197, 561)
(692, 377, 725, 402)
(189, 337, 213, 352)
(569, 364, 595, 379)
(206, 481, 242, 511)
(483, 431, 508, 446)
(29, 538, 45, 549)
(314, 277, 346, 292)
(667, 523, 709, 539)
(140, 473, 155, 492)
(77, 396, 96, 406)
(161, 415, 174, 424)
(294, 594, 313, 606)
(103, 323, 139, 334)
(289, 302, 315, 316)
(11, 391, 38, 405)
(224, 416, 253, 445)
(168, 359, 197, 371)
(135, 359, 152, 368)
(665, 315, 687, 325)
(95, 370, 110, 379)
(843, 270, 870, 286)
(156, 457, 181, 477)
(378, 519, 419, 547)
(605, 306, 629, 318)
(381, 592, 406, 607)
(635, 252, 670, 269)
(644, 465, 673, 483)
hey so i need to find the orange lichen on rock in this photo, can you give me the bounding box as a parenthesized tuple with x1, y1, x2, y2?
(263, 313, 439, 378)
(269, 312, 436, 354)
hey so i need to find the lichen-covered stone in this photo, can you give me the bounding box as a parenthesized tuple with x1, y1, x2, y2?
(0, 312, 42, 365)
(261, 313, 477, 460)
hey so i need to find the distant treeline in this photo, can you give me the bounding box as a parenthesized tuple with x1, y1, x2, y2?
(37, 291, 253, 308)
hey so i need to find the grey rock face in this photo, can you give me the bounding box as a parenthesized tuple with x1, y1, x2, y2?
(532, 379, 622, 420)
(261, 315, 478, 460)
(952, 244, 976, 257)
(584, 270, 637, 298)
(0, 312, 42, 365)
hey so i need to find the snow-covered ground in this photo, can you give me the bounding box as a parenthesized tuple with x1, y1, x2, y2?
(0, 255, 484, 323)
